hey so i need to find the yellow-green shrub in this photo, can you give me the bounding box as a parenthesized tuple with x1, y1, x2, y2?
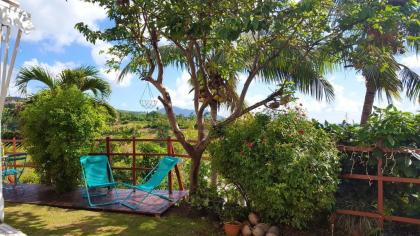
(20, 87, 108, 192)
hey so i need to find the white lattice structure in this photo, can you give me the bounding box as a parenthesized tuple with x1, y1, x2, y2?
(0, 0, 33, 224)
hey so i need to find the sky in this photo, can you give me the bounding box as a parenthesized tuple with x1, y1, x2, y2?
(10, 0, 420, 123)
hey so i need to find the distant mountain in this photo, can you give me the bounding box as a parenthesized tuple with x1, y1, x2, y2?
(117, 106, 195, 116)
(5, 96, 25, 105)
(158, 107, 195, 116)
(119, 106, 223, 118)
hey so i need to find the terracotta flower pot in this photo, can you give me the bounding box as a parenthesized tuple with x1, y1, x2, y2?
(223, 222, 242, 236)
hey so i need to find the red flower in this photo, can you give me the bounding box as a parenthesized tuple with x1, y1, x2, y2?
(298, 129, 305, 135)
(246, 142, 255, 149)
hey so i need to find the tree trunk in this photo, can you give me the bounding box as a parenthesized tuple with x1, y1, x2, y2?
(360, 78, 376, 125)
(209, 102, 218, 187)
(189, 153, 203, 194)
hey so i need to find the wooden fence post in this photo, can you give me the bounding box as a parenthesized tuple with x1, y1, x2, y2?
(377, 156, 384, 228)
(167, 136, 173, 194)
(132, 136, 136, 185)
(166, 137, 184, 191)
(106, 136, 111, 163)
(12, 137, 16, 168)
(105, 136, 112, 182)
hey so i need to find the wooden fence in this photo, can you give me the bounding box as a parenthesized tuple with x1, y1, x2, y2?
(2, 138, 420, 228)
(332, 145, 420, 228)
(1, 137, 188, 194)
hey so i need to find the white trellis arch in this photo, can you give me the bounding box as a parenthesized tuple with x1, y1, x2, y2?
(0, 0, 33, 223)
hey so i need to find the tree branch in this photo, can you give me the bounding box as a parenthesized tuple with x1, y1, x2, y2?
(143, 77, 195, 154)
(217, 87, 286, 128)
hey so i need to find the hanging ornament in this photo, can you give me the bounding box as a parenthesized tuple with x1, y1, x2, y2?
(139, 83, 158, 110)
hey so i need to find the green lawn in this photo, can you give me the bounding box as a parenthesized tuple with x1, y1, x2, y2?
(5, 203, 222, 236)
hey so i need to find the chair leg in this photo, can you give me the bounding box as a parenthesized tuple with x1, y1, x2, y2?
(84, 187, 121, 207)
(82, 188, 108, 198)
(85, 188, 95, 207)
(150, 192, 174, 202)
(121, 191, 151, 210)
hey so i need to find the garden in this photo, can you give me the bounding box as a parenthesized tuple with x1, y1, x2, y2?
(0, 0, 419, 236)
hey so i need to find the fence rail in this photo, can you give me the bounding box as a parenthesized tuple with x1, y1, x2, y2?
(332, 145, 420, 228)
(1, 137, 186, 193)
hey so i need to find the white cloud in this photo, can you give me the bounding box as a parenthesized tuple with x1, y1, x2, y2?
(90, 41, 115, 66)
(400, 54, 420, 70)
(91, 41, 133, 87)
(167, 71, 194, 109)
(298, 77, 364, 123)
(99, 68, 133, 87)
(22, 58, 77, 76)
(16, 58, 78, 95)
(20, 0, 107, 51)
(355, 75, 365, 84)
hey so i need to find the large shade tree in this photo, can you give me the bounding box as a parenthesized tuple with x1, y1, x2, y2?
(76, 0, 377, 193)
(336, 0, 420, 124)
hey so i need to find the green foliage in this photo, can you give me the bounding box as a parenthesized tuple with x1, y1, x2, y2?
(316, 105, 419, 148)
(359, 105, 419, 148)
(20, 87, 108, 192)
(189, 160, 247, 222)
(313, 120, 361, 145)
(317, 106, 420, 234)
(1, 99, 25, 139)
(189, 161, 223, 217)
(209, 111, 339, 228)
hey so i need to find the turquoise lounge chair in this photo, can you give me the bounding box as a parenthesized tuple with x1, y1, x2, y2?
(80, 155, 121, 207)
(121, 156, 181, 210)
(2, 153, 27, 190)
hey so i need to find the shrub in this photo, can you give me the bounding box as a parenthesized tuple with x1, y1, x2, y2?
(210, 110, 339, 228)
(20, 87, 108, 192)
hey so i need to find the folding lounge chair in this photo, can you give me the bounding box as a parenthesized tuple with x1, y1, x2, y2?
(2, 153, 27, 190)
(80, 155, 121, 207)
(121, 156, 181, 210)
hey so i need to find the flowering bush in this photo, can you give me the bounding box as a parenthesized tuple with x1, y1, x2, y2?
(209, 110, 339, 228)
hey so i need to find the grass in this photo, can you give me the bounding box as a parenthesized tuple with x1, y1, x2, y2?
(5, 203, 223, 236)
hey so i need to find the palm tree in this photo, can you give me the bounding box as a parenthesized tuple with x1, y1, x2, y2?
(358, 50, 420, 125)
(16, 65, 116, 117)
(334, 0, 420, 124)
(16, 65, 111, 98)
(350, 47, 420, 125)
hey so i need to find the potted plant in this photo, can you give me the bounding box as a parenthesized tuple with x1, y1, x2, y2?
(222, 202, 243, 236)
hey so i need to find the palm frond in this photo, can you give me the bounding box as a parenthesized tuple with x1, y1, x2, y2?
(80, 77, 111, 98)
(359, 52, 402, 103)
(158, 44, 187, 69)
(16, 66, 56, 94)
(399, 63, 420, 103)
(92, 98, 117, 118)
(60, 65, 111, 98)
(258, 43, 335, 102)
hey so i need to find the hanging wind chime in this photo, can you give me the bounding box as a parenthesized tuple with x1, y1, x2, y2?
(0, 0, 33, 222)
(139, 83, 158, 111)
